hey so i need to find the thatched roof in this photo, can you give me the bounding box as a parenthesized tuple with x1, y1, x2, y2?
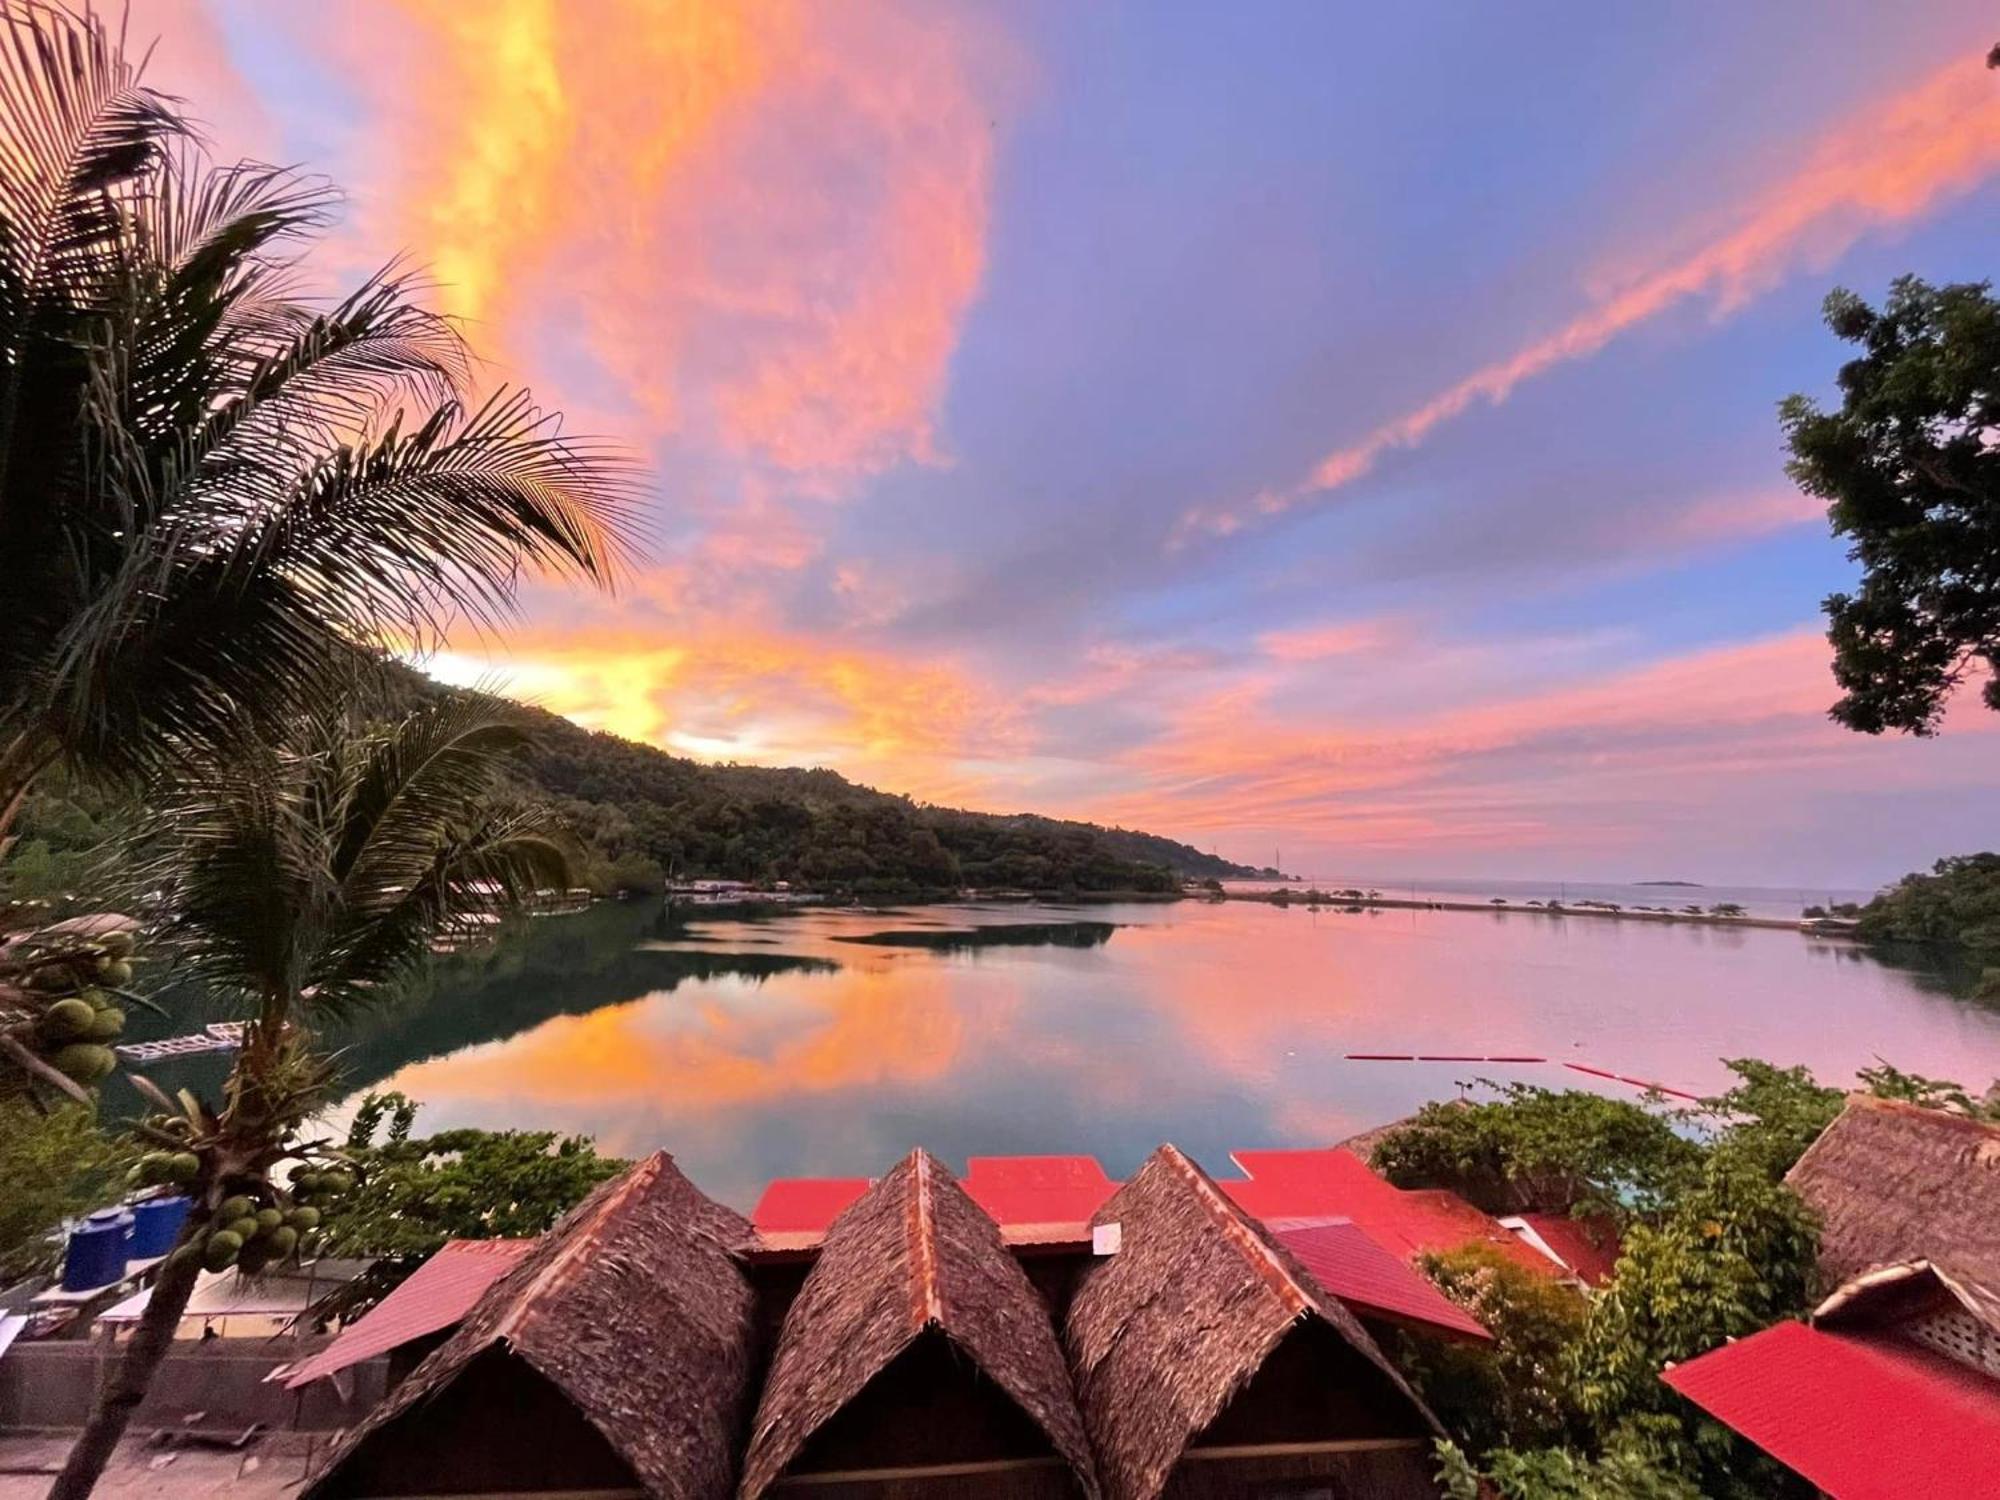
(1065, 1144, 1442, 1500)
(306, 1151, 757, 1500)
(738, 1149, 1098, 1500)
(1813, 1258, 2000, 1340)
(1786, 1094, 2000, 1290)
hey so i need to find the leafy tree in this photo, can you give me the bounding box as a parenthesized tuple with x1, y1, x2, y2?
(1401, 1245, 1588, 1455)
(1437, 1421, 1705, 1500)
(0, 1102, 131, 1279)
(1854, 852, 2000, 952)
(1371, 1084, 1703, 1218)
(52, 700, 575, 1500)
(1781, 277, 2000, 734)
(309, 1091, 625, 1315)
(1695, 1059, 1844, 1178)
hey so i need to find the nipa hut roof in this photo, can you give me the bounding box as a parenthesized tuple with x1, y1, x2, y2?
(306, 1151, 757, 1500)
(1065, 1144, 1443, 1500)
(1785, 1094, 2000, 1292)
(738, 1149, 1099, 1500)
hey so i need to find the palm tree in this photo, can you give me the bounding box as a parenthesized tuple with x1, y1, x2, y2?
(51, 696, 576, 1498)
(0, 2, 634, 1096)
(0, 2, 635, 844)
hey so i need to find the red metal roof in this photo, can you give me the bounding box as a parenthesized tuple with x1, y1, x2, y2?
(961, 1154, 1115, 1229)
(749, 1177, 872, 1251)
(1517, 1212, 1622, 1286)
(282, 1238, 533, 1389)
(1662, 1320, 2000, 1499)
(1270, 1218, 1491, 1342)
(1222, 1148, 1555, 1275)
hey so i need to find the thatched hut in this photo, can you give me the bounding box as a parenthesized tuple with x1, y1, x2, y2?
(1065, 1145, 1443, 1500)
(306, 1152, 758, 1500)
(1785, 1094, 2000, 1289)
(738, 1150, 1099, 1500)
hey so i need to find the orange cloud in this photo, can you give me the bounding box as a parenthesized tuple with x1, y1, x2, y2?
(331, 0, 1003, 487)
(1257, 619, 1397, 663)
(1177, 52, 2000, 543)
(420, 621, 1030, 801)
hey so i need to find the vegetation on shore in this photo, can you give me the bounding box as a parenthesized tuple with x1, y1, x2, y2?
(493, 684, 1257, 896)
(1852, 853, 2000, 955)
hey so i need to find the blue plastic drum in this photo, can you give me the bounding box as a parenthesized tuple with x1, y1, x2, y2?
(61, 1209, 130, 1292)
(128, 1195, 193, 1258)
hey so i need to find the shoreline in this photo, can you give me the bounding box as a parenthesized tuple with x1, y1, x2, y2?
(1213, 888, 1827, 934)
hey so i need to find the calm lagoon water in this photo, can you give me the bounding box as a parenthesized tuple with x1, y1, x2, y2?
(140, 897, 2000, 1210)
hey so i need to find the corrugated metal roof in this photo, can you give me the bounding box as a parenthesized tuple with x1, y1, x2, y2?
(282, 1238, 533, 1389)
(750, 1177, 871, 1236)
(1663, 1320, 2000, 1499)
(1517, 1212, 1621, 1286)
(1269, 1218, 1491, 1342)
(1222, 1148, 1554, 1275)
(961, 1154, 1115, 1228)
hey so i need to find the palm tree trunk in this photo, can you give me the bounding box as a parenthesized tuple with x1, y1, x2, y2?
(47, 1227, 204, 1500)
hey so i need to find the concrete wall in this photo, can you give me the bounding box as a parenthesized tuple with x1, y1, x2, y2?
(0, 1339, 386, 1433)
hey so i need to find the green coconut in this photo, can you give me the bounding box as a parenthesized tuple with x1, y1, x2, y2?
(97, 931, 135, 958)
(202, 1231, 243, 1271)
(96, 958, 133, 987)
(253, 1207, 284, 1233)
(83, 1008, 125, 1042)
(39, 998, 97, 1041)
(50, 1043, 116, 1084)
(285, 1206, 321, 1231)
(225, 1215, 260, 1242)
(167, 1152, 200, 1183)
(217, 1195, 255, 1223)
(264, 1226, 299, 1260)
(320, 1171, 355, 1195)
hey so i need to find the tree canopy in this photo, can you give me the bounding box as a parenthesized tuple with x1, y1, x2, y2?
(1781, 277, 2000, 735)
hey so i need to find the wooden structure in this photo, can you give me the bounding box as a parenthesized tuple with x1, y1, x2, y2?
(1066, 1145, 1442, 1500)
(739, 1150, 1099, 1499)
(305, 1152, 757, 1499)
(1785, 1093, 2000, 1291)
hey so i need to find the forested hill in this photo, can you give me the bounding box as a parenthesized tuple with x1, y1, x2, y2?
(494, 695, 1263, 896)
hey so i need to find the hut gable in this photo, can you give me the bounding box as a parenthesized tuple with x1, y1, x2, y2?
(738, 1149, 1098, 1500)
(1786, 1095, 2000, 1290)
(1065, 1144, 1441, 1500)
(307, 1151, 757, 1500)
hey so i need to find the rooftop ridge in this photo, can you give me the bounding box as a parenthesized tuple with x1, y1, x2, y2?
(910, 1150, 944, 1327)
(493, 1150, 665, 1345)
(1160, 1143, 1311, 1319)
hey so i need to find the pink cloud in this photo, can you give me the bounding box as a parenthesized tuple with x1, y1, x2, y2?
(1176, 51, 2000, 544)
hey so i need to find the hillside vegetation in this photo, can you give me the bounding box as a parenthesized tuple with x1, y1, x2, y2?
(499, 693, 1259, 896)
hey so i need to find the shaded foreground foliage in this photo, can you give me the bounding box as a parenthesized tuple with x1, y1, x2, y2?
(1378, 1058, 1999, 1498)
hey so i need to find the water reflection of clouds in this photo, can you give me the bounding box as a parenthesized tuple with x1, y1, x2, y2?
(359, 901, 2000, 1208)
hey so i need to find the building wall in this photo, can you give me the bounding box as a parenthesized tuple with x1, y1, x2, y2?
(1162, 1444, 1439, 1500)
(0, 1339, 384, 1433)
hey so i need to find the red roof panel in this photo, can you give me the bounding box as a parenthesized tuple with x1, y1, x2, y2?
(282, 1238, 533, 1389)
(1271, 1218, 1491, 1342)
(1662, 1321, 2000, 1499)
(1519, 1212, 1622, 1286)
(961, 1154, 1116, 1228)
(1222, 1148, 1554, 1275)
(749, 1177, 870, 1234)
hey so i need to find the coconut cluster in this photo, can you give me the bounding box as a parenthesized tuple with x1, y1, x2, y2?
(18, 931, 135, 1087)
(170, 1166, 352, 1276)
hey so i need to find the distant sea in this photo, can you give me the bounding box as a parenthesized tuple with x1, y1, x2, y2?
(1224, 875, 1883, 922)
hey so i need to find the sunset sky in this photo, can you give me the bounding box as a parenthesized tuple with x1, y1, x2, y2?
(143, 2, 2000, 888)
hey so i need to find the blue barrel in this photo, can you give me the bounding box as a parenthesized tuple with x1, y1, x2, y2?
(129, 1196, 193, 1258)
(61, 1210, 130, 1292)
